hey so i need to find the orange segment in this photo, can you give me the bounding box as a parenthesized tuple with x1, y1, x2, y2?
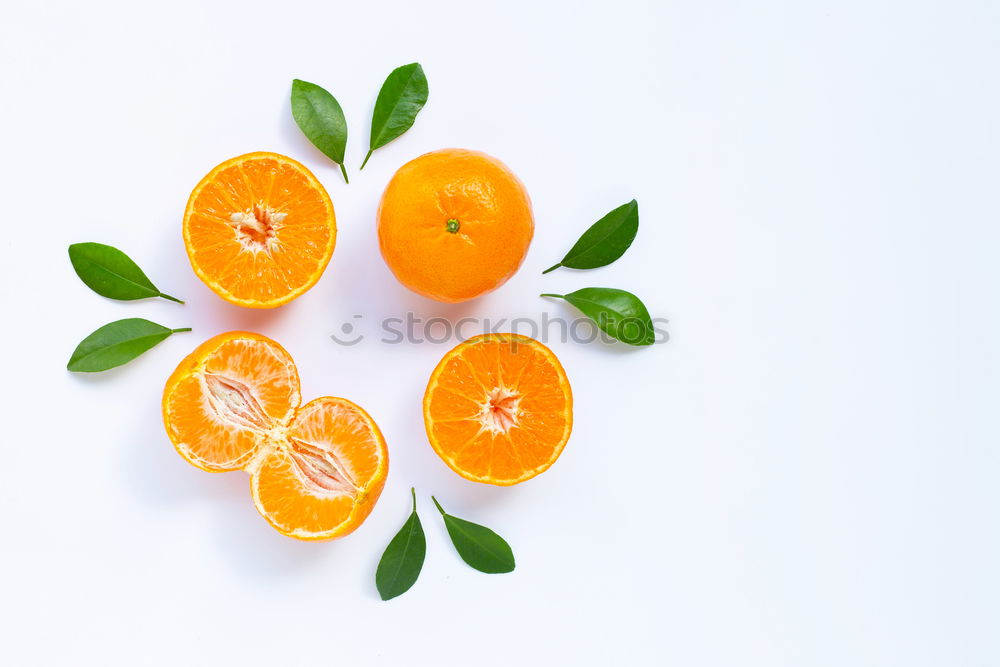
(423, 334, 573, 485)
(183, 152, 336, 309)
(162, 333, 388, 540)
(251, 398, 388, 540)
(162, 332, 299, 472)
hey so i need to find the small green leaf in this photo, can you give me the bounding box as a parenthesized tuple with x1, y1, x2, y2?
(376, 488, 426, 601)
(543, 200, 639, 273)
(67, 319, 191, 372)
(432, 496, 514, 574)
(291, 78, 350, 182)
(361, 63, 429, 170)
(541, 287, 655, 346)
(69, 242, 183, 303)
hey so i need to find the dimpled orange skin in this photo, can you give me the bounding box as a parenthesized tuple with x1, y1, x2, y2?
(377, 149, 534, 303)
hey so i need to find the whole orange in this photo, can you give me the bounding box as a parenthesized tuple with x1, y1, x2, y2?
(377, 149, 534, 302)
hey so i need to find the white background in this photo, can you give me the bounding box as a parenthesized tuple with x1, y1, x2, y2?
(1, 1, 998, 665)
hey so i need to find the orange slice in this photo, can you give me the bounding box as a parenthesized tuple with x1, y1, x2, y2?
(183, 152, 337, 309)
(423, 334, 573, 485)
(162, 332, 388, 540)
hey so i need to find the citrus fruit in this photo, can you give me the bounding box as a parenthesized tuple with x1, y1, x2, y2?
(183, 152, 337, 309)
(423, 333, 572, 485)
(162, 331, 387, 540)
(377, 149, 533, 303)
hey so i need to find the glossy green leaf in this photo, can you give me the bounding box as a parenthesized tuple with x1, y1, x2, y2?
(541, 287, 655, 346)
(376, 488, 426, 601)
(361, 63, 428, 169)
(543, 200, 639, 273)
(432, 496, 514, 574)
(291, 78, 350, 182)
(67, 319, 191, 372)
(69, 242, 183, 303)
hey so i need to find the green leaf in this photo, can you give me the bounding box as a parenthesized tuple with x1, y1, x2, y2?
(541, 287, 655, 346)
(432, 496, 514, 574)
(376, 488, 426, 601)
(361, 63, 429, 170)
(68, 242, 183, 303)
(291, 78, 350, 183)
(543, 200, 639, 273)
(67, 319, 191, 372)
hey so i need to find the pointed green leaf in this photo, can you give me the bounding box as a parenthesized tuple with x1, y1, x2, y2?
(67, 319, 191, 372)
(361, 63, 428, 169)
(376, 488, 426, 601)
(68, 242, 183, 302)
(543, 200, 639, 273)
(291, 78, 349, 182)
(541, 287, 655, 346)
(432, 496, 514, 574)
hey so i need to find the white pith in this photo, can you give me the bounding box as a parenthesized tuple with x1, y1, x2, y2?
(228, 204, 287, 252)
(201, 371, 358, 498)
(480, 386, 522, 434)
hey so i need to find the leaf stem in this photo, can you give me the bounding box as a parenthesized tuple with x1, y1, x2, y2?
(542, 263, 562, 274)
(172, 328, 193, 333)
(158, 292, 184, 304)
(411, 487, 417, 512)
(539, 293, 564, 299)
(339, 163, 349, 184)
(360, 149, 373, 170)
(431, 496, 446, 515)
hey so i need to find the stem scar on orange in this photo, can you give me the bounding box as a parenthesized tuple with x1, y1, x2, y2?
(183, 152, 337, 309)
(423, 334, 573, 485)
(162, 332, 388, 540)
(377, 149, 534, 303)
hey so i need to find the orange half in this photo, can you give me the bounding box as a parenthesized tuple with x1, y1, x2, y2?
(183, 152, 337, 308)
(423, 334, 573, 485)
(162, 332, 388, 540)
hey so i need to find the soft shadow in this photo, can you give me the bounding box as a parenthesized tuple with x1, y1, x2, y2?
(120, 385, 327, 578)
(208, 500, 329, 579)
(68, 362, 138, 386)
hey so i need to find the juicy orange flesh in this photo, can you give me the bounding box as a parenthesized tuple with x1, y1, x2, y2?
(186, 155, 334, 304)
(253, 398, 385, 537)
(425, 336, 571, 483)
(163, 333, 387, 539)
(164, 336, 300, 471)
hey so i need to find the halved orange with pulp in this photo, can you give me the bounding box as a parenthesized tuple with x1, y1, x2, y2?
(162, 332, 388, 540)
(423, 334, 573, 485)
(183, 152, 336, 308)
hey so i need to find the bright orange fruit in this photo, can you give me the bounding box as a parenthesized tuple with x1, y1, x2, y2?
(183, 152, 337, 309)
(162, 332, 388, 540)
(377, 148, 533, 303)
(423, 334, 572, 485)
